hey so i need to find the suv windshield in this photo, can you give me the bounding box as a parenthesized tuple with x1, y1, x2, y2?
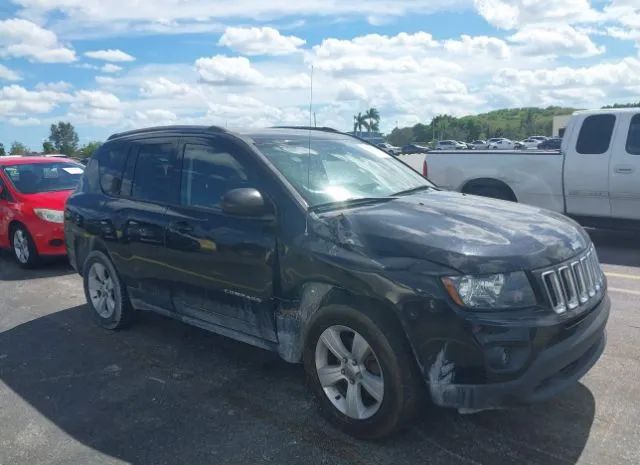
(254, 136, 432, 207)
(2, 162, 84, 194)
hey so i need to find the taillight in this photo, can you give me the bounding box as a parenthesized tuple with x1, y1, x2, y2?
(422, 159, 428, 177)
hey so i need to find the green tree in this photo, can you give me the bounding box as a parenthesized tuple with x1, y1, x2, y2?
(10, 141, 28, 155)
(353, 112, 369, 133)
(386, 127, 413, 146)
(42, 141, 56, 154)
(48, 121, 79, 155)
(78, 141, 102, 158)
(0, 143, 5, 156)
(364, 107, 380, 132)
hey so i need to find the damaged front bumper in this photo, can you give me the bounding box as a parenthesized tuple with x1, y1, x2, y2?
(428, 295, 610, 410)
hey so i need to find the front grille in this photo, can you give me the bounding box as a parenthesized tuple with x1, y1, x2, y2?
(540, 246, 604, 314)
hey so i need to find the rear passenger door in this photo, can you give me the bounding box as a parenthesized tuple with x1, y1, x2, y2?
(116, 138, 181, 311)
(163, 136, 278, 341)
(610, 112, 640, 220)
(563, 113, 616, 218)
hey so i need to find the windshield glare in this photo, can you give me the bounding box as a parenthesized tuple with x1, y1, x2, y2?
(3, 162, 84, 194)
(254, 136, 432, 207)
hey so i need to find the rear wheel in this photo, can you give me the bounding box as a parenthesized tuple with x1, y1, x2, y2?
(10, 224, 39, 268)
(83, 251, 135, 329)
(465, 185, 516, 202)
(304, 304, 422, 439)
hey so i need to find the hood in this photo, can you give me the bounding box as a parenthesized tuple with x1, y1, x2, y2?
(19, 189, 73, 210)
(314, 190, 590, 274)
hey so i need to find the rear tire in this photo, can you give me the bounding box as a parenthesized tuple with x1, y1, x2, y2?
(10, 224, 39, 268)
(303, 304, 422, 439)
(83, 251, 135, 330)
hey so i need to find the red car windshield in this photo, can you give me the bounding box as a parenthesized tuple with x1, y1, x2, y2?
(2, 162, 84, 194)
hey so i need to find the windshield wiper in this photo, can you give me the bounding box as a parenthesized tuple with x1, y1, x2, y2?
(391, 185, 433, 196)
(309, 197, 394, 212)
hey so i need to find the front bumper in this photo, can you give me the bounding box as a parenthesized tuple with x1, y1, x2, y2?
(30, 220, 66, 256)
(428, 295, 609, 410)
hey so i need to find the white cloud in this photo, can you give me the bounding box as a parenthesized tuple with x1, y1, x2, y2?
(69, 90, 122, 123)
(101, 63, 123, 73)
(195, 55, 264, 85)
(130, 108, 177, 126)
(140, 77, 192, 97)
(336, 80, 368, 101)
(0, 64, 20, 81)
(85, 49, 135, 62)
(509, 24, 605, 57)
(473, 0, 601, 29)
(0, 84, 73, 117)
(218, 26, 305, 55)
(443, 34, 510, 59)
(0, 18, 76, 63)
(35, 81, 73, 91)
(9, 116, 41, 126)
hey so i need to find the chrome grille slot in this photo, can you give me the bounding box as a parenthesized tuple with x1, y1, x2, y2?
(559, 266, 579, 309)
(540, 246, 604, 313)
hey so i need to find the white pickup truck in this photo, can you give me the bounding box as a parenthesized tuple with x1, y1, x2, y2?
(398, 109, 640, 228)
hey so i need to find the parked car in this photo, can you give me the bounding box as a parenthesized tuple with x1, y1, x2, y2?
(529, 136, 548, 142)
(435, 140, 466, 150)
(537, 137, 562, 150)
(520, 138, 542, 149)
(0, 156, 84, 267)
(488, 139, 517, 149)
(66, 125, 609, 439)
(377, 142, 401, 155)
(401, 143, 429, 154)
(471, 140, 488, 149)
(424, 108, 640, 227)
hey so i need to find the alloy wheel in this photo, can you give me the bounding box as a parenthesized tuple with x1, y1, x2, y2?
(88, 262, 116, 318)
(315, 325, 384, 420)
(13, 229, 29, 264)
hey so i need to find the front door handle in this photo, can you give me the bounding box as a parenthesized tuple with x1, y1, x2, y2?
(615, 166, 635, 174)
(169, 221, 194, 234)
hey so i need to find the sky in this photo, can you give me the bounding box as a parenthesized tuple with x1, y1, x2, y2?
(1, 0, 640, 151)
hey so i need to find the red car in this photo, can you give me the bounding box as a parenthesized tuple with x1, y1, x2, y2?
(0, 156, 84, 267)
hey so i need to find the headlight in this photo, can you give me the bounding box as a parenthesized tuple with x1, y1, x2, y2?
(34, 208, 64, 224)
(442, 272, 536, 309)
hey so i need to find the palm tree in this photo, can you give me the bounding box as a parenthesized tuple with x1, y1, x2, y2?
(364, 108, 380, 132)
(353, 113, 369, 134)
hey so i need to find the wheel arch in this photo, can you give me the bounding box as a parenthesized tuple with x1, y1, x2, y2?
(461, 177, 518, 202)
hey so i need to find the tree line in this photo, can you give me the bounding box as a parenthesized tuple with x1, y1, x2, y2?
(0, 121, 102, 159)
(386, 106, 576, 146)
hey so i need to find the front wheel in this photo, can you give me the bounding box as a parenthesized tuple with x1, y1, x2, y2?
(10, 225, 39, 268)
(304, 304, 422, 439)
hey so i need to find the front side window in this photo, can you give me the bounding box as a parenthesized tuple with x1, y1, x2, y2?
(254, 136, 432, 207)
(626, 114, 640, 155)
(131, 143, 179, 203)
(576, 114, 616, 155)
(1, 162, 84, 194)
(180, 143, 250, 209)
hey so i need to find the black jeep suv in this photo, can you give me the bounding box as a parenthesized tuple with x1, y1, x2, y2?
(65, 126, 609, 438)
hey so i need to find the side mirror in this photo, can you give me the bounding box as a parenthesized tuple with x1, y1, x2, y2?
(221, 188, 267, 217)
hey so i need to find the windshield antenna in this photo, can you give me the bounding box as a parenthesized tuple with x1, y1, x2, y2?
(305, 65, 314, 236)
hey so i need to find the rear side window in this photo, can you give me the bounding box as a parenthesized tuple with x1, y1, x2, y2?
(131, 142, 179, 204)
(626, 114, 640, 155)
(181, 143, 250, 209)
(98, 144, 127, 195)
(576, 114, 616, 155)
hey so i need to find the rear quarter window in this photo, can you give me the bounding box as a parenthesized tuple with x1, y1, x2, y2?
(576, 114, 616, 155)
(98, 143, 128, 195)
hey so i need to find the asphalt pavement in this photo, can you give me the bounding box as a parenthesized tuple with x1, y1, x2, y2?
(0, 229, 638, 465)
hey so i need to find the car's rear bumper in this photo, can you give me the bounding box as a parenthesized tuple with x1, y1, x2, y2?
(429, 295, 609, 410)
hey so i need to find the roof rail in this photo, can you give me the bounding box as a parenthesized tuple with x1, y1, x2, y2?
(107, 125, 227, 141)
(270, 126, 341, 133)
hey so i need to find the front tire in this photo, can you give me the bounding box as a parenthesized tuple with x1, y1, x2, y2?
(10, 224, 39, 268)
(303, 304, 422, 439)
(83, 251, 135, 330)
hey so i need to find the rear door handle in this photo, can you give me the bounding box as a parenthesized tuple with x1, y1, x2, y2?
(169, 221, 194, 234)
(615, 166, 635, 174)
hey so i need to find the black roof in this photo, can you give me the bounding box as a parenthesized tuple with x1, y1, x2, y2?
(106, 125, 354, 142)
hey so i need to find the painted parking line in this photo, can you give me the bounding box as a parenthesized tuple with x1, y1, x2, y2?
(608, 287, 640, 296)
(605, 272, 640, 281)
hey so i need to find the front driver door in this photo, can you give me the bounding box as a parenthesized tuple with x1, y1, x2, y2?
(164, 137, 277, 342)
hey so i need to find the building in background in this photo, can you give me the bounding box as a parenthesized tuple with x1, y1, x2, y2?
(347, 131, 385, 145)
(553, 115, 572, 138)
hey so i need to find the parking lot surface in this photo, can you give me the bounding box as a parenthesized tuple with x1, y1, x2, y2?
(1, 230, 639, 465)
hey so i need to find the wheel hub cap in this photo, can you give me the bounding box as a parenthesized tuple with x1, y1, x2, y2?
(88, 263, 116, 319)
